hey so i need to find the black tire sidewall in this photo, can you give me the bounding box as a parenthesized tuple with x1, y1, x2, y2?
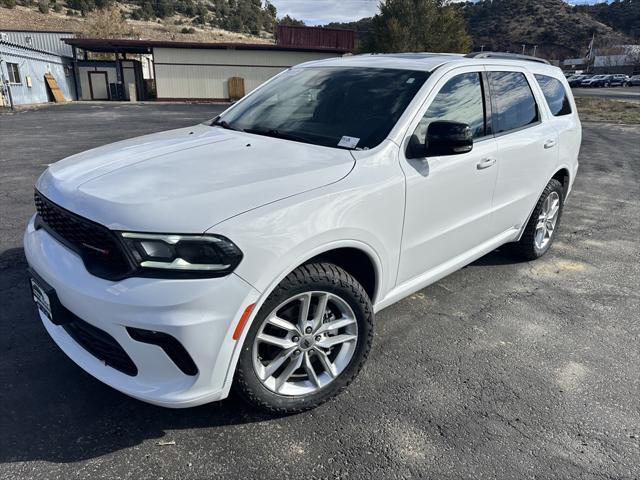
(234, 263, 373, 413)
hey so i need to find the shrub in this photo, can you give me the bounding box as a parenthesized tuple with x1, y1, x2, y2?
(181, 27, 196, 34)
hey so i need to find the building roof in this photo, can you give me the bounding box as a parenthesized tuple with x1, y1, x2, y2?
(0, 28, 75, 34)
(63, 38, 352, 55)
(0, 29, 75, 58)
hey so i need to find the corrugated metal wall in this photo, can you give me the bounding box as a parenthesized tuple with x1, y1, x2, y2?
(277, 26, 354, 51)
(0, 30, 74, 58)
(153, 48, 341, 100)
(0, 43, 75, 105)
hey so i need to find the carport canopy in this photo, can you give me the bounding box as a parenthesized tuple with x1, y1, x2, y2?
(63, 38, 154, 55)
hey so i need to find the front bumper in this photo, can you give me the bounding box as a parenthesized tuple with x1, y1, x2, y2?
(24, 215, 260, 408)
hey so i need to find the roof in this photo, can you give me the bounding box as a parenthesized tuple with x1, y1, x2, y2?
(298, 53, 466, 71)
(0, 28, 75, 34)
(297, 52, 563, 76)
(0, 30, 75, 58)
(63, 38, 351, 54)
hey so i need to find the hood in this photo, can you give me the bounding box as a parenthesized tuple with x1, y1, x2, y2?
(37, 124, 355, 233)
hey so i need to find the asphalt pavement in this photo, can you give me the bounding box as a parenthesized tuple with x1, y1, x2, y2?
(572, 86, 640, 102)
(1, 103, 639, 480)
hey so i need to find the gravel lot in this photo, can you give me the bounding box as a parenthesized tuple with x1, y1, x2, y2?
(1, 104, 639, 480)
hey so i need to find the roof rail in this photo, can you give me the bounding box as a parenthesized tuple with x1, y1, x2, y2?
(465, 51, 550, 65)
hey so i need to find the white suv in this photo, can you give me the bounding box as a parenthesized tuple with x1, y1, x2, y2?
(24, 52, 581, 412)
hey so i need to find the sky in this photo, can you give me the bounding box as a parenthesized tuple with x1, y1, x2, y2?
(268, 0, 609, 26)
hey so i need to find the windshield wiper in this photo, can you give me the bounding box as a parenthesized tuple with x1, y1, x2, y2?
(242, 128, 316, 146)
(211, 117, 241, 131)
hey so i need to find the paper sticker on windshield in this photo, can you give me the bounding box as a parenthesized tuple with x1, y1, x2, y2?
(338, 136, 360, 149)
(406, 77, 415, 84)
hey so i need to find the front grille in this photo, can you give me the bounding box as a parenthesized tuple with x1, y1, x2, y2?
(34, 191, 132, 280)
(63, 318, 138, 376)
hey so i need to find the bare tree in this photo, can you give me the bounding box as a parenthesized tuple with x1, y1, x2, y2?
(81, 5, 139, 40)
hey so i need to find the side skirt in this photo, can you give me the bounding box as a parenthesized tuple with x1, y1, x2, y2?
(374, 227, 519, 312)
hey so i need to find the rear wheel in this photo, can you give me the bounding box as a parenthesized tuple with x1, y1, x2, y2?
(235, 263, 373, 413)
(509, 179, 564, 261)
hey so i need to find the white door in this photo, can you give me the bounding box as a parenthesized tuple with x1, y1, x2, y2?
(89, 71, 109, 100)
(532, 73, 582, 183)
(397, 69, 499, 284)
(485, 68, 559, 233)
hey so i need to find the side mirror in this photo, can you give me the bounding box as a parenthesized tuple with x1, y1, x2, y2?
(425, 121, 473, 156)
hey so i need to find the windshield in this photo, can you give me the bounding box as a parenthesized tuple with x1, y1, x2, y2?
(215, 67, 430, 150)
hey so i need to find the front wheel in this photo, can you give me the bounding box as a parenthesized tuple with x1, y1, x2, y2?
(509, 179, 564, 261)
(234, 263, 374, 413)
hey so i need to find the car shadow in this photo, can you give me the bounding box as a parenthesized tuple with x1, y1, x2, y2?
(0, 247, 282, 465)
(467, 247, 526, 267)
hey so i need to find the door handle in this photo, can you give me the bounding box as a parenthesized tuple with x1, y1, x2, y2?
(544, 139, 557, 149)
(476, 157, 496, 170)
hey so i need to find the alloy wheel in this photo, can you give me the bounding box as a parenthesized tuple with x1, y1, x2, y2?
(534, 191, 560, 250)
(252, 291, 358, 396)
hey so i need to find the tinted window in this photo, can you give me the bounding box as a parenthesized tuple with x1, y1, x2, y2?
(535, 74, 572, 117)
(219, 67, 430, 150)
(487, 72, 539, 134)
(410, 72, 486, 152)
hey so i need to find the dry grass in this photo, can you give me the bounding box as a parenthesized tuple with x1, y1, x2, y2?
(574, 97, 640, 124)
(0, 5, 273, 44)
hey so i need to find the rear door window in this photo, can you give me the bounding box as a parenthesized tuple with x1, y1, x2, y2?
(534, 74, 572, 117)
(487, 72, 539, 134)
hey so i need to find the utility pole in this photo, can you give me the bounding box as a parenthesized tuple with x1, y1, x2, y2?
(533, 45, 538, 57)
(522, 44, 526, 55)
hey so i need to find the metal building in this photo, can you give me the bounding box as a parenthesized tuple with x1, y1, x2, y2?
(64, 38, 349, 102)
(0, 30, 77, 107)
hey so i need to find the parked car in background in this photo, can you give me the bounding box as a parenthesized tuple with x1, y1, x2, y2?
(581, 75, 611, 88)
(569, 74, 590, 87)
(628, 74, 640, 86)
(609, 74, 630, 87)
(24, 52, 581, 413)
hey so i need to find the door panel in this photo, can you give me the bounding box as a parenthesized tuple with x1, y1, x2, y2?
(89, 72, 109, 100)
(399, 138, 499, 283)
(486, 69, 559, 233)
(397, 68, 498, 285)
(491, 124, 558, 232)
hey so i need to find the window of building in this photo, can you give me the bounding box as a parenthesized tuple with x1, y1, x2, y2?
(487, 71, 539, 134)
(534, 74, 572, 117)
(7, 62, 21, 84)
(409, 72, 486, 155)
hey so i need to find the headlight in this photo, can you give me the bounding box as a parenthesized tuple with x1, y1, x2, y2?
(119, 232, 243, 278)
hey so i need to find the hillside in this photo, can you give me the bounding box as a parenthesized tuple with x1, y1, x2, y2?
(457, 0, 629, 59)
(1, 0, 634, 59)
(327, 0, 632, 60)
(0, 0, 274, 44)
(575, 0, 639, 40)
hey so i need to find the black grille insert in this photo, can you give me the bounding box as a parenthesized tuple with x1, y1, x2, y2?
(34, 191, 133, 280)
(127, 327, 198, 376)
(62, 315, 138, 377)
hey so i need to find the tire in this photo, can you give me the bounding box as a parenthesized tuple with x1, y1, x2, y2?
(234, 262, 374, 414)
(509, 179, 564, 261)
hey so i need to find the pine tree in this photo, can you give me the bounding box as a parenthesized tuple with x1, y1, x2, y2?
(369, 0, 472, 53)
